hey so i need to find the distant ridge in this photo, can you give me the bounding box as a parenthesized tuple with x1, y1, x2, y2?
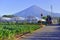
(14, 5, 60, 17)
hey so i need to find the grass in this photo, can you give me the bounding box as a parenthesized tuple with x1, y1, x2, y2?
(0, 23, 40, 40)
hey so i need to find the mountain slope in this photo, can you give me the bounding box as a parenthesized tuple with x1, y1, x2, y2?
(14, 5, 60, 17)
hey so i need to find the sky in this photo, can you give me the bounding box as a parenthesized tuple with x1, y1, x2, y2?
(0, 0, 60, 16)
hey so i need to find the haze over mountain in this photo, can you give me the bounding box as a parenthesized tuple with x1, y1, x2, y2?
(14, 5, 60, 18)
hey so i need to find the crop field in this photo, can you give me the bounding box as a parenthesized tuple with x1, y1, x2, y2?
(0, 23, 40, 40)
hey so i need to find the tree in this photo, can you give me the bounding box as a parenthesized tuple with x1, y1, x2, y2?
(2, 15, 15, 18)
(42, 16, 47, 19)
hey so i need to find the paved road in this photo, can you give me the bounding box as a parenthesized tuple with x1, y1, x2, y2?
(20, 25, 60, 40)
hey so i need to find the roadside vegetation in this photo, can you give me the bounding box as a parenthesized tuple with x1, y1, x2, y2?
(0, 22, 40, 40)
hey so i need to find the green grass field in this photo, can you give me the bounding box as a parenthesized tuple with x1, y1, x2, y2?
(0, 23, 40, 40)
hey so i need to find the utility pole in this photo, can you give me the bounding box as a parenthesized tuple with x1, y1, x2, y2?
(51, 5, 53, 17)
(50, 5, 53, 24)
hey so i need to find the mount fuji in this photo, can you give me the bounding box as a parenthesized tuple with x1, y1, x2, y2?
(14, 5, 60, 18)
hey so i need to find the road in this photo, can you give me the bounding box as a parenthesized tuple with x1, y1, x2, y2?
(20, 25, 60, 40)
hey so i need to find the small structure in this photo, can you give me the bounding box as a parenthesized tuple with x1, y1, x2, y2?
(52, 17, 59, 24)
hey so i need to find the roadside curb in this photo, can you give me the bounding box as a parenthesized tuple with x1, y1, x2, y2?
(21, 25, 46, 37)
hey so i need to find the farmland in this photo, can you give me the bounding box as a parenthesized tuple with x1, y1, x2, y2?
(0, 23, 40, 40)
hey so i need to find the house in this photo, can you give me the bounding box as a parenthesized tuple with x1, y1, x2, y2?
(26, 16, 39, 23)
(10, 17, 25, 23)
(0, 17, 11, 22)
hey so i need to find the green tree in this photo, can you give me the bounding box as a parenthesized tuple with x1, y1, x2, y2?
(42, 16, 47, 19)
(2, 15, 15, 18)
